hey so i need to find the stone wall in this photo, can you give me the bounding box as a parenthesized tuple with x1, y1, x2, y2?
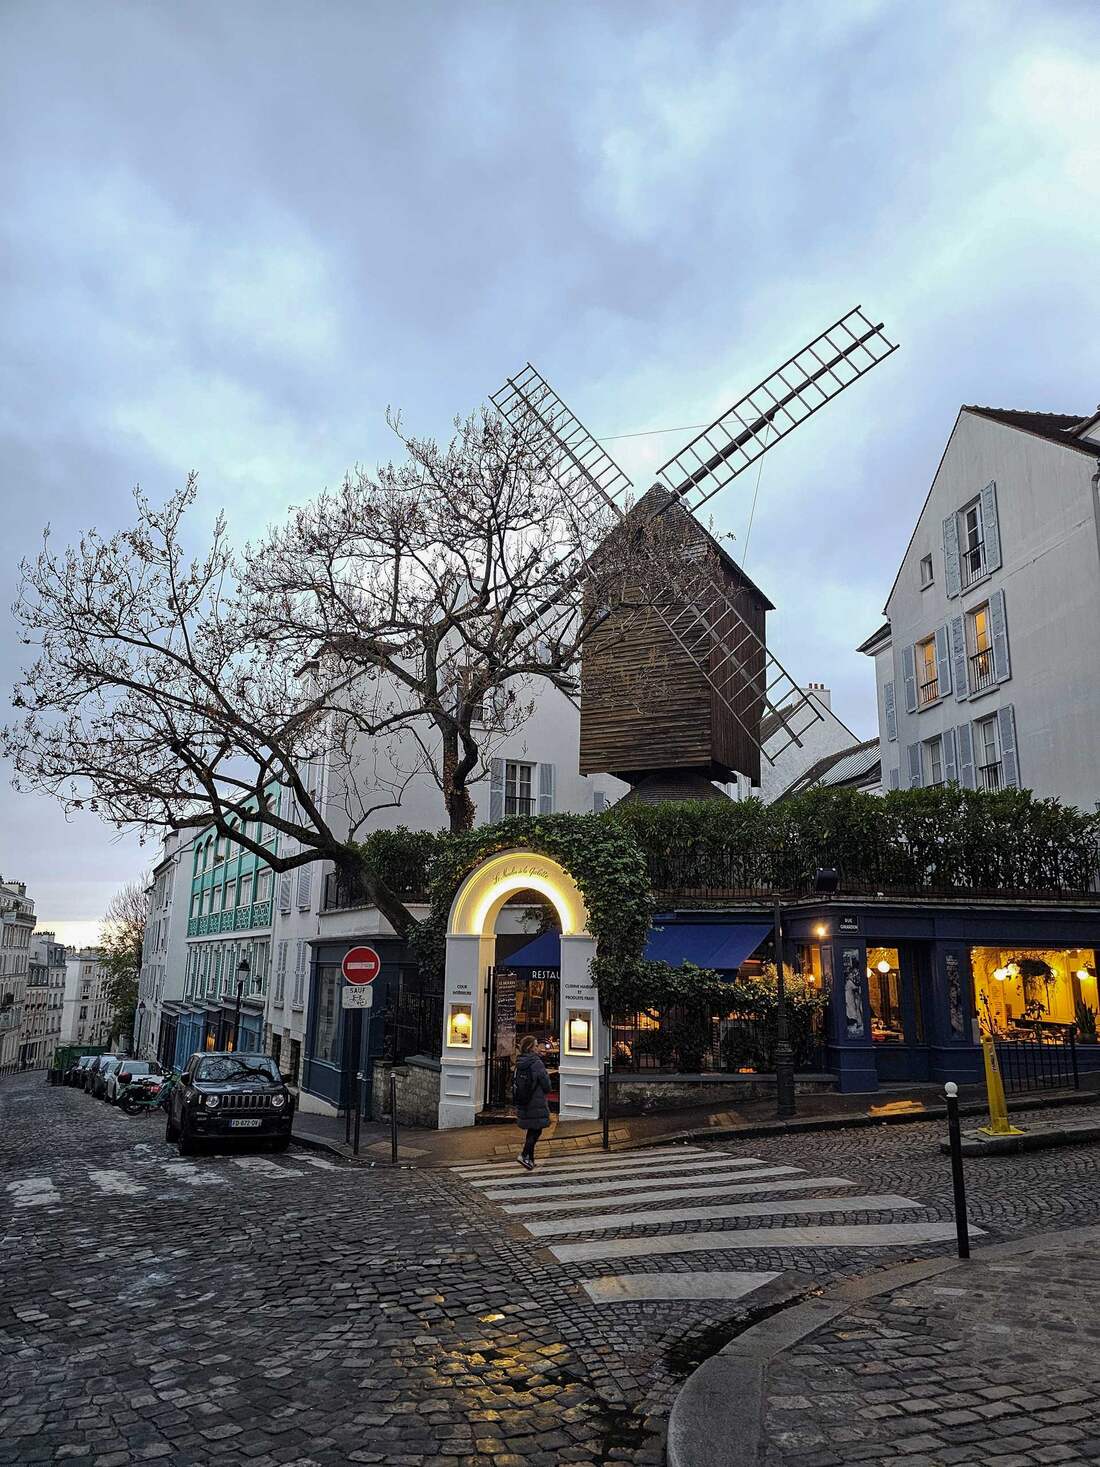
(371, 1054, 441, 1128)
(609, 1073, 835, 1115)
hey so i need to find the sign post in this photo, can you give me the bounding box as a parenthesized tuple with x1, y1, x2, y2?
(341, 947, 381, 1156)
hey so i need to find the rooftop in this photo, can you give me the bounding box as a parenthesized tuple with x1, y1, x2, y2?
(964, 405, 1100, 457)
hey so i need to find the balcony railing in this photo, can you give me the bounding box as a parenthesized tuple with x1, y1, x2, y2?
(978, 761, 1003, 793)
(918, 675, 940, 706)
(961, 542, 986, 587)
(969, 647, 995, 693)
(322, 869, 428, 914)
(504, 796, 536, 816)
(186, 900, 274, 937)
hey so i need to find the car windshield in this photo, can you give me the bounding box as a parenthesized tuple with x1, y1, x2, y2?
(194, 1057, 281, 1084)
(120, 1062, 153, 1076)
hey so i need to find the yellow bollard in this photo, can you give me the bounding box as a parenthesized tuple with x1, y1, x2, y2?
(978, 1034, 1025, 1136)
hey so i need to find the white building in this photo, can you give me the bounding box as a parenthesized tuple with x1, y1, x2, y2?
(62, 949, 111, 1048)
(862, 404, 1100, 805)
(137, 829, 194, 1061)
(0, 879, 36, 1069)
(22, 931, 66, 1069)
(744, 683, 872, 803)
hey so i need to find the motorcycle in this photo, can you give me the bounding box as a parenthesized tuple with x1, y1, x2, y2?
(119, 1069, 179, 1116)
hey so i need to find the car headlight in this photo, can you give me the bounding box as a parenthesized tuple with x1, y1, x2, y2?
(204, 1095, 220, 1109)
(271, 1094, 286, 1109)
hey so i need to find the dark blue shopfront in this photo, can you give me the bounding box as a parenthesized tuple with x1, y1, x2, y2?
(303, 938, 428, 1117)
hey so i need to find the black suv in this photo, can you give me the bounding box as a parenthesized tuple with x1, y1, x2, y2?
(165, 1052, 294, 1156)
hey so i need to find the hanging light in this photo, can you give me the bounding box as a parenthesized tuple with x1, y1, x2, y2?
(1006, 962, 1020, 979)
(993, 967, 1009, 982)
(876, 958, 892, 974)
(1077, 969, 1091, 983)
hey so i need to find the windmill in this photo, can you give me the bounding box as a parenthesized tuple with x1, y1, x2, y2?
(491, 306, 897, 797)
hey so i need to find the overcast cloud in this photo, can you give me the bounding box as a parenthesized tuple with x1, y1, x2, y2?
(2, 0, 1098, 939)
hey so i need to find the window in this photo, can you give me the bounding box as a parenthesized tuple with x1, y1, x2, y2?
(505, 761, 535, 816)
(924, 735, 944, 788)
(916, 637, 939, 705)
(967, 603, 994, 693)
(976, 715, 1002, 791)
(960, 499, 985, 586)
(255, 869, 272, 903)
(79, 1005, 87, 1020)
(238, 873, 252, 908)
(919, 554, 934, 588)
(223, 880, 236, 912)
(314, 968, 340, 1063)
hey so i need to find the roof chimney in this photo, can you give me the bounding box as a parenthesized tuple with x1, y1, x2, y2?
(804, 682, 832, 710)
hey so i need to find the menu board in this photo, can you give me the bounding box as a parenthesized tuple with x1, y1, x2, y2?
(494, 969, 517, 1058)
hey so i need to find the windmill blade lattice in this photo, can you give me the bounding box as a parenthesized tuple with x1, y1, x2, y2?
(490, 365, 824, 764)
(657, 306, 897, 514)
(491, 364, 635, 520)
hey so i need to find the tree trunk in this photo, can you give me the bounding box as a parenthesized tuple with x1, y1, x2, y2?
(338, 852, 419, 940)
(441, 728, 475, 834)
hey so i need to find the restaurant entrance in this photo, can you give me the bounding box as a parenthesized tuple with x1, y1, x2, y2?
(483, 962, 561, 1109)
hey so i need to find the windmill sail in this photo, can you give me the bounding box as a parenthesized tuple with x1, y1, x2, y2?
(491, 369, 824, 767)
(656, 306, 897, 514)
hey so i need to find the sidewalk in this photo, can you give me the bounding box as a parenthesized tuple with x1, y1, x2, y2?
(291, 1079, 1097, 1165)
(668, 1221, 1100, 1467)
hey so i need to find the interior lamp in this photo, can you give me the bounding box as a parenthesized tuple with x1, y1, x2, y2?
(813, 923, 828, 938)
(876, 958, 891, 974)
(1077, 969, 1091, 983)
(993, 967, 1009, 982)
(1006, 962, 1020, 980)
(448, 1005, 473, 1048)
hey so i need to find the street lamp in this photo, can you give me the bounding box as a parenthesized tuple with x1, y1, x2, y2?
(233, 958, 250, 1052)
(774, 867, 839, 1119)
(133, 999, 147, 1057)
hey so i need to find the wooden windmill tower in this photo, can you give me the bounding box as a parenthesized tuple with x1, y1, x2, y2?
(491, 307, 897, 799)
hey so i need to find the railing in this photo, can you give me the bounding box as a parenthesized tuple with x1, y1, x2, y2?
(322, 869, 428, 913)
(504, 796, 536, 817)
(187, 900, 274, 937)
(918, 675, 940, 705)
(978, 761, 1003, 793)
(962, 542, 986, 587)
(384, 984, 443, 1064)
(969, 647, 995, 693)
(644, 841, 1100, 903)
(610, 1006, 826, 1075)
(996, 1026, 1078, 1094)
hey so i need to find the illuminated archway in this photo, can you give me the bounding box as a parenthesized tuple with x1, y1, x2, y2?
(438, 847, 599, 1130)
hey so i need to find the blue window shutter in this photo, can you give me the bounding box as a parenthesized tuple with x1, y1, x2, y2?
(956, 722, 976, 789)
(934, 625, 952, 697)
(950, 615, 969, 701)
(981, 481, 1002, 572)
(538, 762, 555, 815)
(943, 726, 958, 784)
(883, 680, 897, 742)
(489, 758, 504, 822)
(888, 767, 900, 790)
(989, 588, 1011, 683)
(907, 742, 922, 789)
(901, 644, 917, 714)
(943, 512, 961, 598)
(998, 704, 1020, 788)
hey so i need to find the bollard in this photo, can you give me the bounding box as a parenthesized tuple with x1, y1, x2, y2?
(978, 1034, 1023, 1137)
(602, 1058, 611, 1152)
(944, 1081, 970, 1260)
(390, 1069, 398, 1165)
(353, 1070, 363, 1157)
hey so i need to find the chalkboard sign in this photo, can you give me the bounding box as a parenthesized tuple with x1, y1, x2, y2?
(494, 969, 517, 1058)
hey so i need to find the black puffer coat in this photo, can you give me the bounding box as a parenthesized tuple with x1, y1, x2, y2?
(513, 1052, 551, 1129)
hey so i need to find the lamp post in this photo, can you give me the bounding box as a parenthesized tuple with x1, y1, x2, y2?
(774, 867, 839, 1120)
(234, 958, 250, 1052)
(133, 999, 146, 1058)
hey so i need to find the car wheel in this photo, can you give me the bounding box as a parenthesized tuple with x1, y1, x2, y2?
(177, 1127, 197, 1157)
(164, 1113, 179, 1143)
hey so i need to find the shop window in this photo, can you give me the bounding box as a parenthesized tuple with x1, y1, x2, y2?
(971, 946, 1097, 1033)
(867, 946, 904, 1043)
(314, 967, 341, 1065)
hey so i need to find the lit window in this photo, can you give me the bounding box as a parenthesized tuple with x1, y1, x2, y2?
(916, 637, 939, 704)
(967, 603, 994, 692)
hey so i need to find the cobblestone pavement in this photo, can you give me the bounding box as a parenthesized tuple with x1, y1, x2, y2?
(763, 1231, 1100, 1465)
(5, 1079, 1100, 1467)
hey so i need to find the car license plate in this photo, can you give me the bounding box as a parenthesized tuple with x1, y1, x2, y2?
(229, 1118, 262, 1129)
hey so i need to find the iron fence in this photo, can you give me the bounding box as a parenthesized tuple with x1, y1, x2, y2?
(995, 1026, 1079, 1095)
(383, 982, 443, 1064)
(609, 1005, 826, 1076)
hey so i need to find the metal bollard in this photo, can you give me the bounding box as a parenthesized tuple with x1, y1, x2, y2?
(944, 1081, 970, 1260)
(602, 1059, 611, 1152)
(390, 1070, 398, 1165)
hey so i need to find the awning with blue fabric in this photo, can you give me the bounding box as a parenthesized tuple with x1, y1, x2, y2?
(504, 921, 771, 974)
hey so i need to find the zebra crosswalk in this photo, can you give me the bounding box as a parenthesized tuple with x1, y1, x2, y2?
(2, 1148, 340, 1208)
(452, 1144, 979, 1303)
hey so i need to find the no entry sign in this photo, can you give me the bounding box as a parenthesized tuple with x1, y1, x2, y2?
(342, 945, 381, 985)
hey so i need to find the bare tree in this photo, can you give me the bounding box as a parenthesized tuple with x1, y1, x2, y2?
(5, 410, 671, 937)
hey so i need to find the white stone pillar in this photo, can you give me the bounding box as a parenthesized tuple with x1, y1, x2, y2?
(437, 933, 492, 1130)
(557, 933, 600, 1121)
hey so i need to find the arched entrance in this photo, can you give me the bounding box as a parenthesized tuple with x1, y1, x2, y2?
(437, 849, 599, 1130)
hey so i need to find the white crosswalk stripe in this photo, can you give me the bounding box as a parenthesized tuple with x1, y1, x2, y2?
(5, 1176, 60, 1207)
(297, 1153, 340, 1170)
(454, 1146, 981, 1304)
(230, 1156, 304, 1179)
(88, 1169, 147, 1196)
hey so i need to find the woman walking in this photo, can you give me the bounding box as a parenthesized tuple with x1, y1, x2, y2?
(513, 1034, 551, 1170)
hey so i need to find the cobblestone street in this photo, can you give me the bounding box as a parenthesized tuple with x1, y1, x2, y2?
(6, 1076, 1100, 1465)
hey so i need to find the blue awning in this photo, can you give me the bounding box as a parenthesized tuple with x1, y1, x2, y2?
(504, 922, 771, 974)
(644, 922, 772, 972)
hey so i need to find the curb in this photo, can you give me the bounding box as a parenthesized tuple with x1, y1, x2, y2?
(291, 1129, 354, 1160)
(665, 1221, 1100, 1467)
(943, 1117, 1100, 1156)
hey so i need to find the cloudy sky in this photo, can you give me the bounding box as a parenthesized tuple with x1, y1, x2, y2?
(2, 0, 1098, 940)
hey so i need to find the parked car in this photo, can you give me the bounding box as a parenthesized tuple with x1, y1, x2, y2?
(105, 1059, 162, 1104)
(165, 1052, 294, 1156)
(67, 1055, 97, 1087)
(82, 1055, 111, 1093)
(90, 1056, 123, 1099)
